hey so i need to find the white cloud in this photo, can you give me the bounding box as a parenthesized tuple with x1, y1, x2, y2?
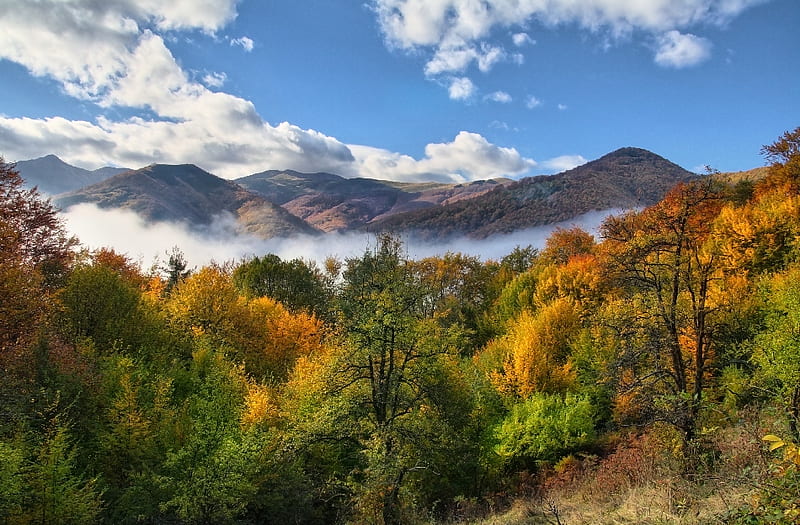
(0, 0, 362, 179)
(654, 30, 712, 68)
(424, 40, 506, 75)
(512, 32, 534, 47)
(448, 77, 476, 100)
(0, 0, 239, 101)
(350, 131, 535, 182)
(557, 103, 568, 111)
(486, 91, 512, 103)
(526, 95, 542, 109)
(231, 36, 255, 52)
(374, 0, 765, 79)
(203, 71, 228, 88)
(476, 43, 505, 72)
(0, 0, 554, 186)
(540, 154, 588, 173)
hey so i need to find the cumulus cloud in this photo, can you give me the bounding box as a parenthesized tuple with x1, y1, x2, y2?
(654, 30, 712, 68)
(425, 41, 506, 75)
(231, 36, 255, 52)
(557, 103, 568, 111)
(0, 0, 238, 101)
(485, 91, 512, 103)
(350, 131, 535, 182)
(0, 0, 545, 184)
(373, 0, 765, 82)
(60, 203, 619, 268)
(448, 76, 476, 100)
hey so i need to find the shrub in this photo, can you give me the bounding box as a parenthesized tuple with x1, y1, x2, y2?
(494, 393, 596, 467)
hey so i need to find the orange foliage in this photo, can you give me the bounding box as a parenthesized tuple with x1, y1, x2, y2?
(714, 192, 800, 274)
(534, 254, 606, 306)
(541, 226, 596, 265)
(167, 267, 327, 380)
(91, 248, 147, 288)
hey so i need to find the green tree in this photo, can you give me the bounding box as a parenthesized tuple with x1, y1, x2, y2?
(163, 246, 191, 293)
(0, 440, 25, 521)
(158, 348, 258, 524)
(233, 254, 330, 319)
(28, 422, 103, 524)
(325, 234, 469, 523)
(59, 263, 141, 350)
(753, 265, 800, 441)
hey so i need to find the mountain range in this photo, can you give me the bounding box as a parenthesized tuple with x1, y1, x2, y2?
(14, 148, 706, 240)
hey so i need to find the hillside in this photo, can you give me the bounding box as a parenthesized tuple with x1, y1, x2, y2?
(236, 169, 511, 231)
(367, 147, 699, 239)
(55, 164, 318, 239)
(15, 154, 129, 194)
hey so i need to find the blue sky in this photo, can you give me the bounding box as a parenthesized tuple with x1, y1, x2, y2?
(0, 0, 797, 182)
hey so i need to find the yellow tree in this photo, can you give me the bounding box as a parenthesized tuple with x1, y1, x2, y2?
(166, 265, 325, 380)
(486, 297, 580, 399)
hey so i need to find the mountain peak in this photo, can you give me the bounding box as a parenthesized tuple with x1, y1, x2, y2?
(15, 154, 128, 194)
(367, 146, 698, 239)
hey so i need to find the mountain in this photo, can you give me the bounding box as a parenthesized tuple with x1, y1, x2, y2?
(15, 154, 129, 194)
(35, 147, 701, 241)
(366, 147, 699, 239)
(55, 164, 318, 238)
(236, 169, 512, 232)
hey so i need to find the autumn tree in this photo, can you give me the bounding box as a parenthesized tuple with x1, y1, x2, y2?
(758, 126, 800, 194)
(540, 226, 596, 266)
(485, 298, 581, 399)
(1, 158, 76, 435)
(410, 251, 496, 352)
(715, 128, 800, 275)
(167, 265, 325, 380)
(600, 179, 726, 440)
(0, 157, 76, 282)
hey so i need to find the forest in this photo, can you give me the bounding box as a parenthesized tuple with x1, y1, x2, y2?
(1, 128, 799, 524)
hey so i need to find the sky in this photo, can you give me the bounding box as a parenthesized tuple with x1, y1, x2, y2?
(0, 0, 798, 184)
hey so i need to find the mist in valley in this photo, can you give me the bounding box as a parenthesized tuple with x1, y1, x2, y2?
(60, 203, 622, 268)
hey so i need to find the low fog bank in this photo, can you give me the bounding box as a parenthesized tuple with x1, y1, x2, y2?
(60, 204, 623, 269)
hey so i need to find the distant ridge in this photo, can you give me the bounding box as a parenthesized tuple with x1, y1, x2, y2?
(55, 164, 319, 239)
(15, 154, 128, 194)
(236, 169, 512, 232)
(366, 147, 699, 239)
